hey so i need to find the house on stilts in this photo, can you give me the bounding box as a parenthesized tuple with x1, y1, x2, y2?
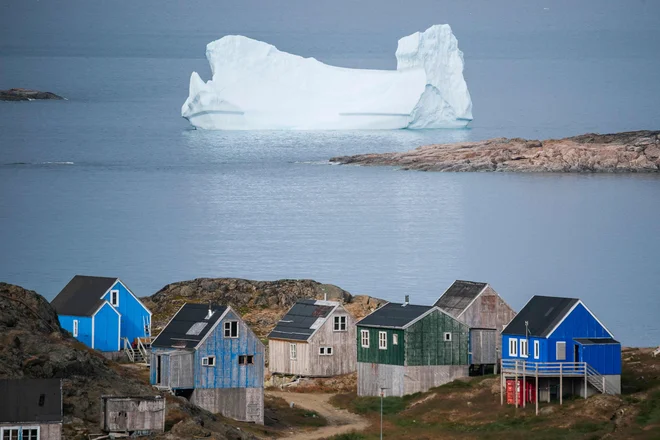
(500, 295, 621, 412)
(268, 299, 356, 377)
(434, 280, 516, 374)
(0, 379, 62, 440)
(356, 297, 470, 397)
(150, 303, 264, 424)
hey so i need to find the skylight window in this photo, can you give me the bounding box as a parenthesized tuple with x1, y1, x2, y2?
(186, 322, 208, 335)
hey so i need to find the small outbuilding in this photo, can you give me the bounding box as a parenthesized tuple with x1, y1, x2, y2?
(100, 396, 165, 435)
(150, 303, 264, 424)
(0, 379, 62, 440)
(268, 299, 356, 377)
(435, 280, 516, 370)
(356, 300, 470, 397)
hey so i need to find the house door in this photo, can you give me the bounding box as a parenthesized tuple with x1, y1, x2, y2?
(574, 344, 581, 364)
(156, 355, 162, 384)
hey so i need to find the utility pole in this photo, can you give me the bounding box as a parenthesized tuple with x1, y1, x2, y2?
(380, 387, 390, 440)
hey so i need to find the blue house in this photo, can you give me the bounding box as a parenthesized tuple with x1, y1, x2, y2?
(501, 295, 621, 403)
(51, 275, 152, 352)
(150, 303, 264, 424)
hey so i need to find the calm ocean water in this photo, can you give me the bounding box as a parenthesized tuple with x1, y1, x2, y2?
(1, 1, 659, 345)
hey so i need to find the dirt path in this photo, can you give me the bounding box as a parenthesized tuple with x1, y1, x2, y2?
(267, 391, 369, 440)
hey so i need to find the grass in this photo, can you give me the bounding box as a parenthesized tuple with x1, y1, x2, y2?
(637, 391, 660, 426)
(328, 434, 367, 440)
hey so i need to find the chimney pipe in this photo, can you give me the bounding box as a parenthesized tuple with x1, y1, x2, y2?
(404, 295, 410, 306)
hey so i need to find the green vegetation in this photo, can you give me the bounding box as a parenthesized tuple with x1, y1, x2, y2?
(637, 391, 660, 426)
(328, 433, 367, 440)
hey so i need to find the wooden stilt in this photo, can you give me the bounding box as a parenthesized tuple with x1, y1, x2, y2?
(500, 359, 504, 406)
(535, 362, 539, 416)
(584, 364, 588, 399)
(515, 361, 519, 409)
(559, 363, 563, 405)
(522, 360, 526, 408)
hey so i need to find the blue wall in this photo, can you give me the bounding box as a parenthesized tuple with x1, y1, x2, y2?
(101, 280, 151, 343)
(59, 315, 92, 347)
(195, 309, 264, 389)
(94, 301, 121, 351)
(549, 303, 612, 339)
(150, 347, 170, 385)
(580, 343, 621, 375)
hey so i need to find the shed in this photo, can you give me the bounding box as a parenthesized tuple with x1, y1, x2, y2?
(435, 280, 516, 367)
(268, 299, 356, 377)
(150, 303, 264, 424)
(51, 275, 152, 352)
(100, 396, 165, 434)
(356, 301, 470, 397)
(0, 379, 62, 440)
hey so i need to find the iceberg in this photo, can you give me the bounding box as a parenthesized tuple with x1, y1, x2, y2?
(182, 24, 472, 130)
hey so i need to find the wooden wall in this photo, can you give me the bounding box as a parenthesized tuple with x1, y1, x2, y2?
(357, 362, 469, 397)
(470, 328, 497, 364)
(356, 326, 405, 366)
(406, 309, 469, 366)
(269, 339, 312, 376)
(191, 387, 264, 424)
(101, 397, 165, 433)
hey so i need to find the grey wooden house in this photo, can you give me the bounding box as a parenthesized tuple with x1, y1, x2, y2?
(0, 379, 62, 440)
(356, 300, 470, 397)
(435, 280, 516, 371)
(268, 299, 356, 377)
(100, 396, 165, 435)
(150, 303, 264, 424)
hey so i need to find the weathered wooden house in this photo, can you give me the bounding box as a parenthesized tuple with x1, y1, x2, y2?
(501, 295, 621, 409)
(51, 275, 152, 352)
(150, 303, 264, 424)
(100, 396, 165, 434)
(268, 299, 356, 377)
(0, 379, 62, 440)
(434, 280, 516, 371)
(356, 301, 470, 397)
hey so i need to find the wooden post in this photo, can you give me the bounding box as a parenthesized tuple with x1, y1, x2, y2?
(535, 363, 539, 416)
(522, 360, 526, 408)
(515, 361, 518, 409)
(602, 376, 606, 394)
(500, 359, 504, 406)
(584, 363, 588, 399)
(559, 363, 563, 405)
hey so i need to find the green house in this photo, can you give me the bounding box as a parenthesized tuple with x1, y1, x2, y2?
(356, 301, 469, 396)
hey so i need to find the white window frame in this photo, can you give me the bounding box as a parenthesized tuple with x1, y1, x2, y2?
(443, 332, 452, 342)
(73, 319, 79, 337)
(378, 331, 387, 350)
(520, 339, 528, 358)
(1, 427, 20, 440)
(290, 343, 297, 360)
(509, 338, 518, 357)
(334, 315, 347, 332)
(22, 427, 40, 440)
(319, 346, 333, 356)
(201, 356, 216, 366)
(224, 321, 239, 338)
(360, 329, 370, 348)
(110, 289, 119, 307)
(556, 341, 566, 361)
(534, 340, 540, 359)
(392, 334, 398, 345)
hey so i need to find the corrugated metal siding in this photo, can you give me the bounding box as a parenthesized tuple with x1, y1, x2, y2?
(94, 303, 120, 351)
(58, 315, 92, 347)
(101, 281, 150, 343)
(470, 329, 497, 364)
(405, 310, 469, 366)
(355, 327, 405, 366)
(580, 343, 621, 375)
(549, 303, 612, 339)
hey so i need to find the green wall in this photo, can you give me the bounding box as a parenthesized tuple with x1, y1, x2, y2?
(406, 310, 469, 366)
(356, 326, 405, 365)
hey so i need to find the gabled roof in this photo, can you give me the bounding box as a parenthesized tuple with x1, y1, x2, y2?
(502, 295, 579, 337)
(151, 303, 228, 349)
(357, 302, 435, 329)
(434, 280, 488, 318)
(51, 275, 118, 316)
(574, 338, 620, 345)
(0, 379, 62, 423)
(268, 299, 340, 342)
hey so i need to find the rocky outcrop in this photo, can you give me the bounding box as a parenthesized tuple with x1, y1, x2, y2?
(0, 88, 64, 101)
(331, 130, 660, 173)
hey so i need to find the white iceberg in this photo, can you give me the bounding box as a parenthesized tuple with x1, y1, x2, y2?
(182, 24, 472, 130)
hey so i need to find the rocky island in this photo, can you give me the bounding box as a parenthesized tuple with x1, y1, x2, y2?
(0, 88, 64, 101)
(331, 130, 660, 173)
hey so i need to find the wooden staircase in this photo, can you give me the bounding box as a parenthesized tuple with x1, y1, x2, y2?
(501, 360, 615, 395)
(123, 337, 152, 365)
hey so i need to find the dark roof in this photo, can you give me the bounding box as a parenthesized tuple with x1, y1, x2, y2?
(268, 300, 338, 341)
(51, 275, 118, 316)
(151, 303, 227, 349)
(502, 295, 579, 337)
(357, 303, 434, 329)
(0, 379, 62, 423)
(574, 338, 620, 345)
(434, 280, 487, 317)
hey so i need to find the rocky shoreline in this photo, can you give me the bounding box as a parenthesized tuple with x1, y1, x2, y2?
(0, 88, 64, 101)
(331, 130, 660, 173)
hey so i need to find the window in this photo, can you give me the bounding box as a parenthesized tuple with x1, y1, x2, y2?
(392, 334, 398, 345)
(224, 321, 238, 338)
(334, 316, 347, 331)
(24, 429, 38, 440)
(319, 347, 333, 356)
(239, 355, 254, 365)
(443, 332, 452, 342)
(290, 343, 297, 360)
(201, 356, 216, 366)
(360, 330, 370, 348)
(534, 340, 540, 359)
(110, 289, 119, 307)
(73, 320, 79, 337)
(379, 331, 387, 350)
(3, 427, 39, 440)
(2, 428, 19, 440)
(556, 341, 566, 360)
(520, 339, 528, 358)
(509, 338, 518, 357)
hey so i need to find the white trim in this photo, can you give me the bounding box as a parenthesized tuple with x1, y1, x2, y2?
(73, 319, 79, 337)
(290, 343, 297, 360)
(333, 315, 348, 332)
(92, 300, 121, 318)
(392, 334, 398, 345)
(402, 306, 442, 330)
(556, 341, 567, 360)
(201, 355, 216, 366)
(306, 304, 341, 341)
(319, 346, 333, 356)
(534, 340, 540, 359)
(545, 300, 614, 339)
(91, 315, 95, 349)
(454, 283, 489, 320)
(151, 303, 187, 347)
(117, 309, 121, 351)
(110, 289, 120, 307)
(360, 329, 370, 348)
(91, 301, 122, 351)
(509, 337, 518, 356)
(224, 320, 240, 338)
(520, 339, 528, 358)
(443, 332, 452, 342)
(1, 426, 40, 440)
(111, 279, 153, 316)
(378, 331, 387, 350)
(193, 306, 230, 349)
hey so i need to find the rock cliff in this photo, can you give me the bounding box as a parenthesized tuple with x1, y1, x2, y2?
(0, 88, 64, 101)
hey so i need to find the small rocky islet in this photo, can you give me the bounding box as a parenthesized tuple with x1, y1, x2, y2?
(0, 88, 64, 101)
(331, 130, 660, 173)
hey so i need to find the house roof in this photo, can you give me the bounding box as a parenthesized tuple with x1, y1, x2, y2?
(151, 303, 227, 349)
(502, 295, 579, 337)
(268, 299, 339, 341)
(574, 338, 620, 345)
(0, 379, 62, 423)
(357, 302, 435, 329)
(434, 280, 487, 317)
(51, 275, 118, 316)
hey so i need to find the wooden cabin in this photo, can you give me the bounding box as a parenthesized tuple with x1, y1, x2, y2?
(51, 275, 152, 352)
(150, 303, 264, 424)
(501, 295, 621, 410)
(100, 396, 165, 434)
(268, 299, 356, 377)
(435, 280, 516, 371)
(0, 379, 62, 440)
(356, 301, 470, 397)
